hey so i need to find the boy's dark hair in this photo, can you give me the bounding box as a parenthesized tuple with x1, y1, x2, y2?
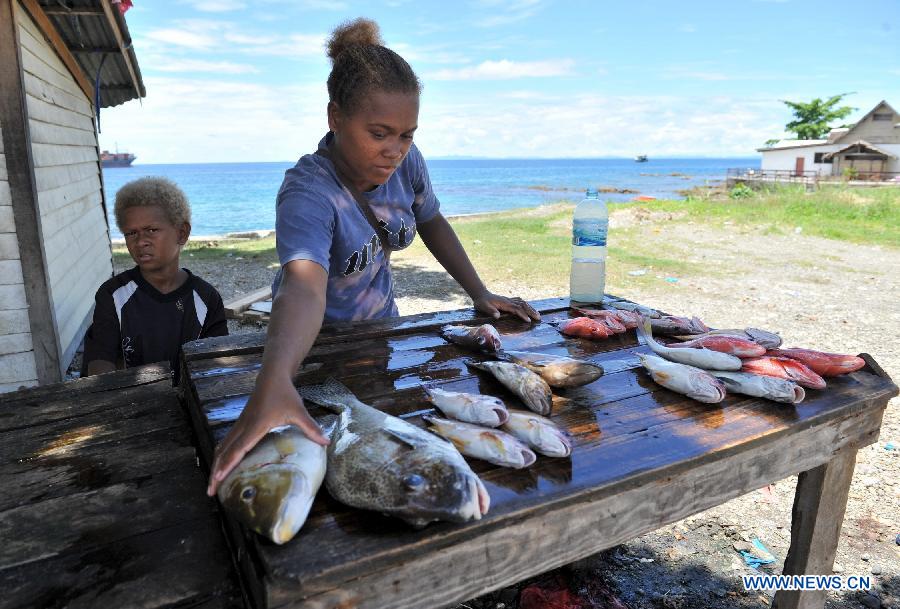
(326, 18, 421, 115)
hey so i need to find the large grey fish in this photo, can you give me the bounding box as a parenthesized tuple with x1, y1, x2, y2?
(424, 415, 537, 469)
(710, 371, 805, 404)
(502, 409, 572, 457)
(216, 420, 334, 545)
(498, 350, 603, 388)
(467, 360, 553, 415)
(299, 378, 489, 527)
(673, 328, 783, 349)
(425, 387, 509, 427)
(638, 354, 727, 403)
(637, 317, 742, 371)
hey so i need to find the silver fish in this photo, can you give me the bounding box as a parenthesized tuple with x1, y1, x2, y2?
(602, 297, 661, 318)
(711, 371, 805, 404)
(441, 324, 503, 353)
(638, 354, 727, 403)
(674, 328, 783, 349)
(499, 350, 603, 388)
(637, 317, 742, 371)
(650, 315, 710, 336)
(425, 387, 509, 427)
(502, 409, 572, 457)
(424, 414, 537, 469)
(217, 422, 332, 544)
(299, 378, 490, 527)
(467, 360, 553, 415)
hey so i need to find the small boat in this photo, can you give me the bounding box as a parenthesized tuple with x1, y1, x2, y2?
(634, 155, 648, 163)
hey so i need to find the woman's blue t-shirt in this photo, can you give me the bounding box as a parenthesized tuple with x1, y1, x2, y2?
(274, 133, 440, 322)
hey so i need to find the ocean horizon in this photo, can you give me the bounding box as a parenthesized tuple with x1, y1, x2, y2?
(103, 157, 759, 238)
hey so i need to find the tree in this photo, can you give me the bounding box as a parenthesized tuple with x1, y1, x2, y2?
(781, 93, 856, 140)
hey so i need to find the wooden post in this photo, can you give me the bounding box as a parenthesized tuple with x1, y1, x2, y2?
(0, 0, 63, 384)
(772, 449, 858, 609)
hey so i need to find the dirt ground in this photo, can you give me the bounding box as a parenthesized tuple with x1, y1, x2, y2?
(180, 208, 899, 609)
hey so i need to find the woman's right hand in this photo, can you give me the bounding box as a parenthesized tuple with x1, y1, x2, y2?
(206, 374, 329, 496)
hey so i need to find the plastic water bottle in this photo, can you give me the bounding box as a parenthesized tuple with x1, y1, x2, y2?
(569, 188, 608, 303)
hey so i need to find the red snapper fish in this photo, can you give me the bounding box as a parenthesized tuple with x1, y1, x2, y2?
(740, 356, 826, 389)
(571, 307, 632, 332)
(556, 316, 612, 339)
(767, 348, 866, 377)
(666, 335, 766, 358)
(442, 324, 502, 353)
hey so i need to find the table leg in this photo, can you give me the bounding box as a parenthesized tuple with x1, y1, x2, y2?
(772, 449, 858, 609)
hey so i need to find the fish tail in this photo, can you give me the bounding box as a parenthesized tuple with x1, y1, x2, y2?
(636, 315, 654, 344)
(298, 377, 355, 412)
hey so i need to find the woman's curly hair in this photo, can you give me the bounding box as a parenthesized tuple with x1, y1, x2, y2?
(114, 177, 191, 230)
(326, 18, 421, 115)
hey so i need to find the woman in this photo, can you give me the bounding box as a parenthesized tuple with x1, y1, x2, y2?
(207, 18, 540, 495)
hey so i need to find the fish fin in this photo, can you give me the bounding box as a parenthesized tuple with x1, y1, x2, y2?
(715, 375, 742, 390)
(316, 414, 340, 440)
(654, 370, 671, 382)
(467, 361, 490, 372)
(382, 426, 431, 450)
(298, 377, 355, 412)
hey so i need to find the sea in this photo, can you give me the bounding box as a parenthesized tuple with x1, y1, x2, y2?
(102, 157, 759, 238)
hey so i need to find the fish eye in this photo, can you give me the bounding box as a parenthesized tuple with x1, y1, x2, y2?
(402, 474, 425, 491)
(240, 486, 257, 502)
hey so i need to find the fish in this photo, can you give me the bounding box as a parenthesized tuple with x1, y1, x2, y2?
(767, 348, 866, 377)
(502, 409, 572, 457)
(442, 324, 502, 353)
(299, 378, 490, 527)
(666, 335, 766, 358)
(740, 357, 826, 390)
(425, 387, 509, 427)
(601, 297, 661, 318)
(216, 421, 333, 544)
(556, 316, 612, 339)
(711, 371, 805, 404)
(637, 317, 742, 371)
(674, 328, 783, 349)
(649, 315, 710, 336)
(467, 360, 553, 415)
(637, 353, 727, 403)
(424, 415, 537, 469)
(499, 350, 604, 388)
(571, 309, 628, 333)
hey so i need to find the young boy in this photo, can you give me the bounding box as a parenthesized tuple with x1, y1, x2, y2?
(83, 176, 228, 377)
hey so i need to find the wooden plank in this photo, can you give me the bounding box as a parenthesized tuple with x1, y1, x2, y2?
(16, 0, 93, 102)
(0, 517, 244, 609)
(0, 333, 32, 356)
(0, 180, 10, 207)
(18, 35, 86, 103)
(0, 206, 13, 233)
(25, 91, 95, 132)
(183, 296, 572, 360)
(33, 171, 98, 212)
(0, 260, 28, 284)
(223, 285, 272, 318)
(30, 141, 98, 167)
(27, 118, 98, 147)
(31, 158, 97, 191)
(772, 450, 858, 609)
(271, 409, 883, 609)
(0, 0, 62, 385)
(0, 284, 27, 310)
(0, 309, 29, 334)
(0, 379, 37, 393)
(0, 362, 170, 403)
(22, 69, 92, 120)
(0, 351, 38, 384)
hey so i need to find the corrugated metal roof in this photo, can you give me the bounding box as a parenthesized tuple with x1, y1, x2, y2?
(37, 0, 145, 108)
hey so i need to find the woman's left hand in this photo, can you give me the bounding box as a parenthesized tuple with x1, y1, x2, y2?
(472, 292, 541, 323)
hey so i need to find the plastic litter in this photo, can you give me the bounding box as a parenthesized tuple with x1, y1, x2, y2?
(735, 538, 777, 569)
(665, 277, 679, 283)
(885, 442, 895, 451)
(628, 269, 648, 276)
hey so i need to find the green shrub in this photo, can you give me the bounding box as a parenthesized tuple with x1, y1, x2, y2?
(729, 182, 754, 199)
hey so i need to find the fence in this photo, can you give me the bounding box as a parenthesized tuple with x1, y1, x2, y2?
(726, 168, 900, 189)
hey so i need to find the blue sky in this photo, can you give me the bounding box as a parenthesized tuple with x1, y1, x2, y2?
(98, 0, 900, 163)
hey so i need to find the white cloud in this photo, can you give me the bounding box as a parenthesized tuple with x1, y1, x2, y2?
(679, 24, 697, 33)
(139, 21, 326, 59)
(150, 58, 259, 74)
(185, 0, 247, 12)
(144, 28, 218, 50)
(429, 59, 575, 80)
(473, 0, 545, 27)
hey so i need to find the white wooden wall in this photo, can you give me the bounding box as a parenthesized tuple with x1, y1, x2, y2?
(14, 2, 112, 385)
(0, 120, 39, 392)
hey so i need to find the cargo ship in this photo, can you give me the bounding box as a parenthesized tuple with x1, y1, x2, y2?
(101, 150, 136, 168)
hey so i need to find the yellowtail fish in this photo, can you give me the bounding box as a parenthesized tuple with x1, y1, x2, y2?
(300, 378, 489, 528)
(638, 353, 727, 403)
(467, 360, 553, 415)
(502, 409, 572, 457)
(424, 414, 537, 469)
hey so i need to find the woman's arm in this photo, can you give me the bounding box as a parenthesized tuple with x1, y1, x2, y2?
(207, 259, 330, 496)
(417, 212, 540, 322)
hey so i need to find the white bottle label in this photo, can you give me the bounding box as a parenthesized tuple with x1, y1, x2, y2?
(572, 218, 607, 247)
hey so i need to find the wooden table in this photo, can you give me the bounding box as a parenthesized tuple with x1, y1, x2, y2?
(0, 364, 244, 609)
(179, 296, 896, 609)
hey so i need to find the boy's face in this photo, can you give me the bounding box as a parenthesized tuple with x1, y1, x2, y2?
(120, 206, 190, 274)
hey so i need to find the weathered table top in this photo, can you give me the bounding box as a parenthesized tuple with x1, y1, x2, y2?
(180, 296, 897, 609)
(0, 364, 244, 609)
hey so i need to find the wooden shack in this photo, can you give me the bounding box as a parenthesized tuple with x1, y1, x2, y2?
(0, 0, 144, 391)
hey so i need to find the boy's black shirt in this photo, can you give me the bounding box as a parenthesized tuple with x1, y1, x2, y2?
(83, 266, 228, 375)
